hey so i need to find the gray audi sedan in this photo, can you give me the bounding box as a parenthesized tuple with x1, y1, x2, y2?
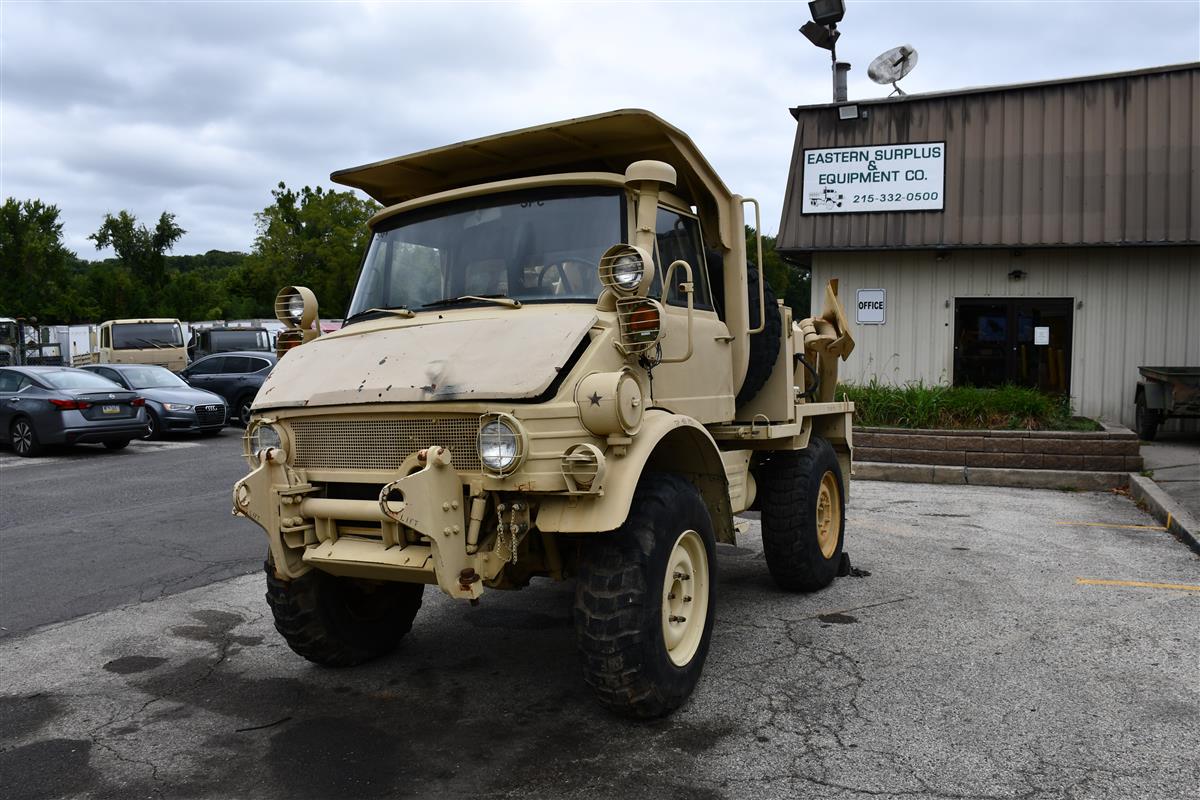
(82, 364, 227, 439)
(0, 366, 149, 456)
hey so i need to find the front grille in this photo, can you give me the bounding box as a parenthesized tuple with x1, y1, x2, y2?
(196, 404, 225, 426)
(289, 417, 482, 473)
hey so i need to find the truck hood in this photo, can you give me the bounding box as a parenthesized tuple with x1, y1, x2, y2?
(254, 308, 597, 410)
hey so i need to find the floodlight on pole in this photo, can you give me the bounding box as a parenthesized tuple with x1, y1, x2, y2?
(808, 0, 846, 26)
(800, 0, 850, 103)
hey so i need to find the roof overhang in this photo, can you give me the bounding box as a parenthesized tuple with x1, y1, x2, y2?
(331, 109, 738, 248)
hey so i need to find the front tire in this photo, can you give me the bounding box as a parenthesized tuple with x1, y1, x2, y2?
(574, 473, 717, 718)
(10, 417, 42, 457)
(235, 396, 253, 428)
(759, 436, 845, 592)
(144, 409, 162, 440)
(265, 560, 423, 667)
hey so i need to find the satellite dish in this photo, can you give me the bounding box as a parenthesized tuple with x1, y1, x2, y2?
(868, 44, 918, 95)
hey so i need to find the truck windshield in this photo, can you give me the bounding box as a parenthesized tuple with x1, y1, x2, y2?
(112, 323, 183, 349)
(346, 187, 623, 319)
(212, 330, 270, 350)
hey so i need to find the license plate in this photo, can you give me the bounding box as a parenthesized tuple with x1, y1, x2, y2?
(101, 404, 120, 415)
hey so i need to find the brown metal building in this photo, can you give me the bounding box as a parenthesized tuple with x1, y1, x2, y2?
(778, 63, 1199, 429)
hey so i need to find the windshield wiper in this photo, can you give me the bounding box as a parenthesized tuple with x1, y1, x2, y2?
(134, 337, 170, 349)
(344, 306, 416, 325)
(421, 294, 522, 310)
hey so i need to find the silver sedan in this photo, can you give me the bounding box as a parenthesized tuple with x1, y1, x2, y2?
(0, 367, 149, 457)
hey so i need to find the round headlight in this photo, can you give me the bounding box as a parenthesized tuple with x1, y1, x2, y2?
(612, 254, 644, 291)
(286, 295, 305, 323)
(478, 418, 519, 472)
(250, 423, 283, 455)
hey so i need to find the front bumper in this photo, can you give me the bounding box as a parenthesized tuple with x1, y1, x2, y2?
(235, 445, 504, 601)
(161, 406, 226, 433)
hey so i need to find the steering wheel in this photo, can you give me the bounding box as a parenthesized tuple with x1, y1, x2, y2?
(536, 260, 582, 295)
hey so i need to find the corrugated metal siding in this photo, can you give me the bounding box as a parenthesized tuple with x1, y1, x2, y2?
(814, 246, 1200, 428)
(780, 65, 1200, 250)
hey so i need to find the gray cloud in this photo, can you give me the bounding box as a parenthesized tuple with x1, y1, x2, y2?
(3, 1, 1196, 258)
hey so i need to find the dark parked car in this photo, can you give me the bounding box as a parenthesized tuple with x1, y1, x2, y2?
(180, 351, 277, 427)
(0, 366, 148, 457)
(82, 364, 227, 439)
(187, 326, 273, 361)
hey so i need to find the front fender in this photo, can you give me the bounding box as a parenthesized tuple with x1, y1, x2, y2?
(536, 410, 732, 541)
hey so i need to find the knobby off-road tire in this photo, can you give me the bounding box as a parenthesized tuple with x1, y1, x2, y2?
(706, 252, 783, 407)
(574, 473, 718, 718)
(265, 560, 424, 668)
(736, 268, 783, 405)
(759, 436, 845, 592)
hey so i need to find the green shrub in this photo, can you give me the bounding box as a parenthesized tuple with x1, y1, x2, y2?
(835, 379, 1099, 431)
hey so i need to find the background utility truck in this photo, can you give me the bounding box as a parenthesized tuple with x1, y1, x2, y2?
(234, 110, 856, 717)
(80, 318, 188, 371)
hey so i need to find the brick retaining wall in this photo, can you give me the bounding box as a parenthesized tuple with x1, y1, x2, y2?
(854, 423, 1142, 472)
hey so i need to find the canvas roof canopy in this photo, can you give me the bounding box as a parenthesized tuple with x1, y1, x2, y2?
(330, 109, 737, 248)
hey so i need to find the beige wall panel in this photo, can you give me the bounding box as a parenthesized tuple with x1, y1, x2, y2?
(1166, 70, 1194, 241)
(812, 246, 1199, 428)
(1124, 77, 1150, 241)
(1022, 89, 1048, 244)
(1145, 74, 1170, 242)
(1190, 68, 1200, 242)
(1060, 87, 1084, 245)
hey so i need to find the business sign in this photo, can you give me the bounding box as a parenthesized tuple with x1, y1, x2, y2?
(856, 289, 886, 325)
(801, 142, 945, 214)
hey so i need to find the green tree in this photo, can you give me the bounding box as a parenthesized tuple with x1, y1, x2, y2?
(89, 210, 186, 292)
(0, 198, 86, 321)
(745, 226, 810, 317)
(234, 182, 379, 317)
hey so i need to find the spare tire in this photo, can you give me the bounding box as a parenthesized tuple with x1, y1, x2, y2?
(737, 268, 782, 405)
(706, 252, 783, 406)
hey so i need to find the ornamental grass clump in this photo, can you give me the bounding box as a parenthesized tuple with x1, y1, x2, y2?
(835, 379, 1098, 431)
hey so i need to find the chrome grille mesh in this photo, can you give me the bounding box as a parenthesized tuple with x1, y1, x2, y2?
(289, 417, 481, 472)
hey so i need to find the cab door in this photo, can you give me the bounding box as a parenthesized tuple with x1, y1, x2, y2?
(648, 207, 735, 423)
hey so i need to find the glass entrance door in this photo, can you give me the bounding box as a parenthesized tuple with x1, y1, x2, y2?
(954, 298, 1073, 393)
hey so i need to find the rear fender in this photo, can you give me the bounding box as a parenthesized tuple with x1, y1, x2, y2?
(536, 410, 734, 543)
(1138, 381, 1169, 411)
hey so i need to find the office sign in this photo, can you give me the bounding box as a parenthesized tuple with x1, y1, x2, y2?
(856, 289, 886, 324)
(802, 142, 945, 214)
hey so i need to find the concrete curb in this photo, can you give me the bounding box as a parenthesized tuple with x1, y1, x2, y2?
(853, 461, 1129, 491)
(1128, 474, 1200, 554)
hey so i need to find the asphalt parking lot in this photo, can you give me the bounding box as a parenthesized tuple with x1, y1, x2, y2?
(1, 439, 1196, 800)
(0, 433, 261, 638)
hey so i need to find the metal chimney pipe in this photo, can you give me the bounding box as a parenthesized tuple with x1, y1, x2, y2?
(833, 61, 850, 102)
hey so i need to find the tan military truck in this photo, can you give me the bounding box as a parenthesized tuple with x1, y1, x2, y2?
(83, 318, 188, 371)
(234, 110, 855, 717)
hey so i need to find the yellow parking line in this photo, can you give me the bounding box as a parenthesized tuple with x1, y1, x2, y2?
(1055, 521, 1167, 531)
(1076, 578, 1200, 592)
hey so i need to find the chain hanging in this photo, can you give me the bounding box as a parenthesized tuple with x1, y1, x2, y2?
(494, 502, 520, 565)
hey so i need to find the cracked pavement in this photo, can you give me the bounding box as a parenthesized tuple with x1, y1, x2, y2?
(1, 444, 1198, 799)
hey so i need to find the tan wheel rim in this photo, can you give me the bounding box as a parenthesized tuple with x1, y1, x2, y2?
(816, 470, 841, 560)
(661, 529, 710, 667)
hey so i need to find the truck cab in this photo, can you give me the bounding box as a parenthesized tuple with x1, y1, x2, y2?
(90, 318, 188, 372)
(235, 110, 855, 717)
(188, 326, 273, 361)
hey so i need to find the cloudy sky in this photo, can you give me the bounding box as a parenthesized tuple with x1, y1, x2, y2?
(3, 0, 1197, 258)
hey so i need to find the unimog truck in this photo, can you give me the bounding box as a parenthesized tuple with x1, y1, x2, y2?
(234, 110, 855, 717)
